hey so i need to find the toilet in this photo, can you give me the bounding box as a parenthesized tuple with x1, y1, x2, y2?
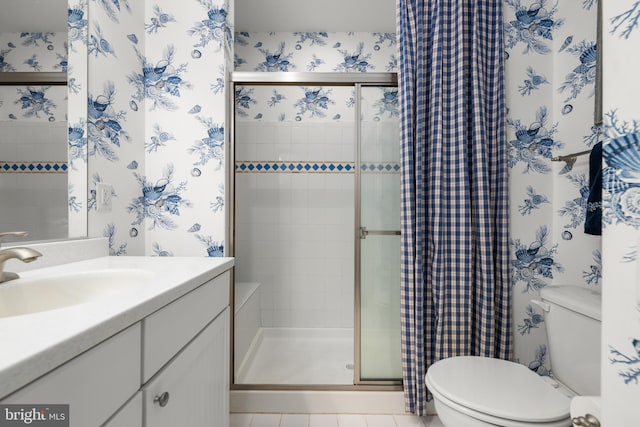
(425, 285, 601, 427)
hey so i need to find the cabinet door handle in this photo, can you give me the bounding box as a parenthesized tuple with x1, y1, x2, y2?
(154, 391, 170, 407)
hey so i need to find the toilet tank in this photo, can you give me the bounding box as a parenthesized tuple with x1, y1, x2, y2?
(538, 285, 601, 396)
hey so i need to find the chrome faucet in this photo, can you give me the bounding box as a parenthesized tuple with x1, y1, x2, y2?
(0, 247, 43, 283)
(0, 231, 42, 283)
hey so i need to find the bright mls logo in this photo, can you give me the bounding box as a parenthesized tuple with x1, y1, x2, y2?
(0, 405, 68, 426)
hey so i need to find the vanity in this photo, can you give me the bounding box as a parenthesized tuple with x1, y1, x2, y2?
(0, 254, 234, 426)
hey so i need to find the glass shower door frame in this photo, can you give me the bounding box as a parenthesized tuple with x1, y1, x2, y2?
(229, 73, 401, 391)
(354, 83, 402, 386)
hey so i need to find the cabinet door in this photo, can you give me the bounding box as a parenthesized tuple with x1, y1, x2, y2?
(3, 324, 140, 427)
(103, 392, 142, 427)
(144, 308, 229, 427)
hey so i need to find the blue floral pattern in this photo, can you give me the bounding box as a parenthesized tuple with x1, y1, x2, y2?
(68, 1, 88, 49)
(94, 0, 132, 23)
(188, 0, 232, 52)
(189, 117, 224, 168)
(69, 119, 88, 169)
(294, 87, 335, 118)
(255, 42, 295, 72)
(128, 46, 192, 111)
(0, 33, 67, 72)
(611, 2, 640, 39)
(504, 0, 564, 54)
(88, 82, 129, 161)
(511, 226, 563, 293)
(557, 174, 588, 229)
(105, 223, 127, 256)
(558, 41, 597, 102)
(335, 42, 374, 72)
(372, 88, 399, 118)
(517, 305, 544, 335)
(507, 106, 562, 174)
(528, 345, 550, 376)
(88, 23, 116, 57)
(609, 339, 640, 384)
(518, 186, 549, 215)
(195, 234, 224, 257)
(518, 67, 549, 96)
(146, 124, 176, 153)
(602, 112, 640, 228)
(152, 242, 173, 256)
(235, 32, 397, 74)
(582, 250, 602, 286)
(20, 32, 55, 48)
(235, 86, 257, 117)
(14, 87, 57, 119)
(146, 5, 176, 34)
(127, 164, 192, 230)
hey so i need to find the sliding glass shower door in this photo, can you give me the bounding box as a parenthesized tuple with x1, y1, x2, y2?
(231, 74, 401, 388)
(356, 85, 402, 382)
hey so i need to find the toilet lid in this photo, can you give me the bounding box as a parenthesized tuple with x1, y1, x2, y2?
(425, 356, 570, 423)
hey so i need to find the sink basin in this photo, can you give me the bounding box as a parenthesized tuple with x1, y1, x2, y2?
(0, 269, 154, 318)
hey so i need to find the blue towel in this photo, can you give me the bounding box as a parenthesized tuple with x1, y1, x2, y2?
(585, 141, 602, 235)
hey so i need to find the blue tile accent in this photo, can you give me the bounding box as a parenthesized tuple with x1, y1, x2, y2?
(235, 161, 401, 174)
(361, 162, 401, 173)
(0, 162, 68, 174)
(236, 161, 355, 173)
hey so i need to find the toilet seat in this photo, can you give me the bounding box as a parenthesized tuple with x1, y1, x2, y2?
(426, 356, 572, 426)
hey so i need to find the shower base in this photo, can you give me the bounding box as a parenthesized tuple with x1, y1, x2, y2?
(235, 327, 354, 385)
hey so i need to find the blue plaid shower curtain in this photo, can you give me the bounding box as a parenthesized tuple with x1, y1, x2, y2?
(397, 0, 512, 415)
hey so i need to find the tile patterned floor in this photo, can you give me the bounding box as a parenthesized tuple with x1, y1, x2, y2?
(230, 413, 445, 427)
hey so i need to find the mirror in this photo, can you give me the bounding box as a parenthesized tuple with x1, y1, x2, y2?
(0, 0, 87, 243)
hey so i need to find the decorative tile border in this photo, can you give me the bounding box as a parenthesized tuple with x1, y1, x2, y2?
(235, 161, 401, 174)
(0, 161, 68, 174)
(235, 161, 355, 173)
(361, 162, 401, 173)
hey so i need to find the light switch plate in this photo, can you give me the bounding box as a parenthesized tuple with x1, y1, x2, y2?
(96, 183, 113, 212)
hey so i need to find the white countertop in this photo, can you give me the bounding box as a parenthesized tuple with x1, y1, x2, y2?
(0, 256, 234, 399)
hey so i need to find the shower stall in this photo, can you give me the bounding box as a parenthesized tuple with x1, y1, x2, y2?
(230, 73, 400, 389)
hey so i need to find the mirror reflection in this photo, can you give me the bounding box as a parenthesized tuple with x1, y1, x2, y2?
(0, 0, 86, 243)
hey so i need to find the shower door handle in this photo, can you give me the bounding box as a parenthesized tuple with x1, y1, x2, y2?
(359, 226, 401, 239)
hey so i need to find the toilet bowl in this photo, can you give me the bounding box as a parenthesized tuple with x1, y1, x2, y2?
(426, 356, 572, 427)
(426, 286, 601, 427)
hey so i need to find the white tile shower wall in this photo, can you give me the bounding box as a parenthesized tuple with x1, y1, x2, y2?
(235, 82, 358, 329)
(235, 172, 354, 328)
(0, 121, 68, 162)
(0, 173, 67, 240)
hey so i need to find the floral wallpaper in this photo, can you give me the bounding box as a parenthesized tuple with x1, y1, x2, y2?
(234, 32, 397, 73)
(503, 0, 601, 376)
(601, 0, 640, 424)
(81, 0, 232, 257)
(67, 0, 89, 238)
(0, 32, 68, 72)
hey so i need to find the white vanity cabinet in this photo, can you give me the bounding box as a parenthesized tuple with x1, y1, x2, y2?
(143, 308, 229, 427)
(1, 266, 231, 427)
(2, 323, 142, 426)
(103, 393, 143, 427)
(142, 271, 230, 427)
